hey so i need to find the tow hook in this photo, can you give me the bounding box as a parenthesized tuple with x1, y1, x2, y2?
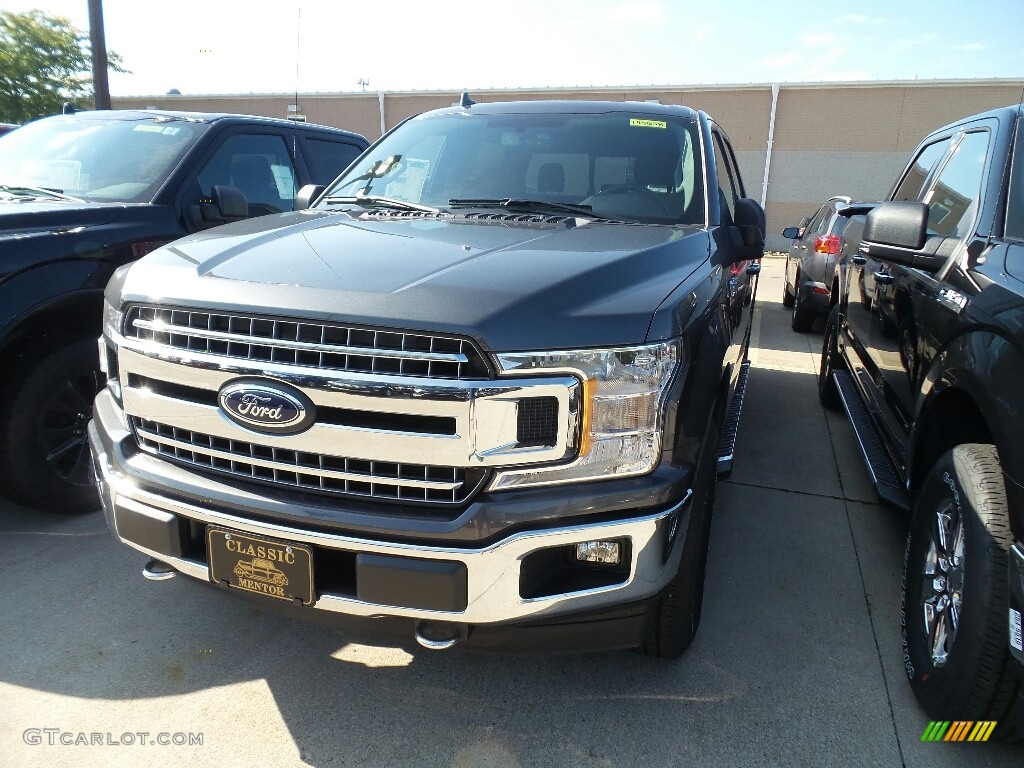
(142, 559, 176, 581)
(414, 621, 463, 650)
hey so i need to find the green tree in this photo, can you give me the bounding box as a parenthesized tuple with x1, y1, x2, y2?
(0, 10, 126, 124)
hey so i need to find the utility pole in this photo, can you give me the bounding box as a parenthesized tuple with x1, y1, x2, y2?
(88, 0, 111, 109)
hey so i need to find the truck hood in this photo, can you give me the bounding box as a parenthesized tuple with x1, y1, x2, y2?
(118, 209, 711, 350)
(0, 199, 125, 234)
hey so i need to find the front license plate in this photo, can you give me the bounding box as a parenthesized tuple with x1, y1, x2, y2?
(207, 528, 314, 605)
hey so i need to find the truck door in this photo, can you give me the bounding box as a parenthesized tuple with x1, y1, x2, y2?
(710, 127, 756, 373)
(846, 138, 952, 399)
(866, 128, 992, 465)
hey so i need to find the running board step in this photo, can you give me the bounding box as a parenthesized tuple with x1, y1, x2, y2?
(832, 370, 910, 511)
(716, 359, 751, 479)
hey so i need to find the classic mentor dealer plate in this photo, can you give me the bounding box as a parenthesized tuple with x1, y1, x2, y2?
(207, 528, 314, 605)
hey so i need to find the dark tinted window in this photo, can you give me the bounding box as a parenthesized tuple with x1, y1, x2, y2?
(893, 138, 951, 202)
(803, 204, 829, 237)
(1005, 118, 1024, 241)
(924, 130, 990, 238)
(301, 138, 363, 185)
(712, 130, 739, 222)
(197, 133, 297, 215)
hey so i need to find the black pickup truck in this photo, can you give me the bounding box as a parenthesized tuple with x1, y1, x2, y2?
(820, 105, 1024, 739)
(88, 99, 764, 656)
(0, 110, 367, 512)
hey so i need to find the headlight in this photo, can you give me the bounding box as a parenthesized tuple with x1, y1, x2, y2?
(488, 340, 681, 490)
(102, 300, 123, 339)
(100, 301, 123, 405)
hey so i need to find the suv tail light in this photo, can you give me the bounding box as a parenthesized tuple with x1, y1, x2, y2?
(814, 235, 841, 255)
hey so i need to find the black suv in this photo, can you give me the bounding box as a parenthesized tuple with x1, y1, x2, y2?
(820, 105, 1024, 738)
(0, 110, 367, 512)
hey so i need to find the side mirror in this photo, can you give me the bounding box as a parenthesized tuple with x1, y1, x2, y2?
(296, 184, 325, 211)
(730, 197, 766, 261)
(781, 226, 800, 239)
(212, 185, 248, 221)
(862, 201, 931, 269)
(189, 185, 249, 231)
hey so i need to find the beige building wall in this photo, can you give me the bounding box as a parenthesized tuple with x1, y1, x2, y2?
(114, 79, 1024, 249)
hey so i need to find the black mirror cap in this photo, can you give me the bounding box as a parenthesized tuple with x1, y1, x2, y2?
(730, 198, 765, 261)
(729, 225, 764, 261)
(212, 184, 248, 221)
(862, 201, 928, 265)
(782, 226, 799, 239)
(296, 184, 326, 211)
(734, 198, 766, 238)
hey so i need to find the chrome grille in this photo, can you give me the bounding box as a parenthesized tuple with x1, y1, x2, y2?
(123, 306, 490, 379)
(131, 417, 483, 507)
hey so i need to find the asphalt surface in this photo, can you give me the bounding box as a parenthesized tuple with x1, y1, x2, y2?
(0, 256, 1019, 767)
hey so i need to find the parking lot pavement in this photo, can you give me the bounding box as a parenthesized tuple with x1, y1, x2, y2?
(0, 256, 1019, 767)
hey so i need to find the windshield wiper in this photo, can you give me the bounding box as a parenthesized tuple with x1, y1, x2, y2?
(323, 193, 439, 213)
(448, 198, 594, 217)
(0, 184, 84, 202)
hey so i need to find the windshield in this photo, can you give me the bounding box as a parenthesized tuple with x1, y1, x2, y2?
(322, 110, 705, 225)
(0, 114, 206, 203)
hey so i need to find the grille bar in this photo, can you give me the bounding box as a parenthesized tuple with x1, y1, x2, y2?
(132, 417, 476, 505)
(135, 424, 461, 490)
(124, 307, 489, 379)
(130, 318, 468, 364)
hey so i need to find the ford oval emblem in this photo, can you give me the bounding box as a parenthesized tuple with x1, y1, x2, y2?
(218, 379, 316, 435)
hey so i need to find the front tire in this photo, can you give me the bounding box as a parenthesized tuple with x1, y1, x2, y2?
(639, 404, 720, 659)
(0, 339, 103, 513)
(901, 444, 1021, 740)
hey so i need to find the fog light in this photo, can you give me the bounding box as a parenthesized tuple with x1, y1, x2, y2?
(575, 540, 621, 565)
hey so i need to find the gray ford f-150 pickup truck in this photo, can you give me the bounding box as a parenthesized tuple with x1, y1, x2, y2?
(89, 98, 764, 655)
(822, 104, 1024, 738)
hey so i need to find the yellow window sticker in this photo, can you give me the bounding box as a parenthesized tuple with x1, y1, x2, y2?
(630, 118, 667, 129)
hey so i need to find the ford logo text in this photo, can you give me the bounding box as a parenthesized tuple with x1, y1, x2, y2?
(218, 379, 316, 435)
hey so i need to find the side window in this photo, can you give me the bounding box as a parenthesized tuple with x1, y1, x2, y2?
(892, 138, 951, 202)
(1005, 118, 1024, 241)
(196, 133, 297, 216)
(301, 138, 363, 185)
(711, 130, 738, 222)
(923, 130, 990, 238)
(804, 205, 829, 237)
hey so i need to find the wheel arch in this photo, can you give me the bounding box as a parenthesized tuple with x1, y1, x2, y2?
(911, 329, 1024, 494)
(0, 289, 105, 373)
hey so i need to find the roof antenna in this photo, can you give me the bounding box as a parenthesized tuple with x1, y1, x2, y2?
(293, 8, 301, 120)
(458, 91, 476, 108)
(62, 102, 76, 115)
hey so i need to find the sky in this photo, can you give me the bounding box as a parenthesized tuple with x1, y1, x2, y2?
(7, 0, 1024, 96)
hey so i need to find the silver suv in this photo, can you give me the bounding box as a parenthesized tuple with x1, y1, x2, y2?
(781, 195, 853, 332)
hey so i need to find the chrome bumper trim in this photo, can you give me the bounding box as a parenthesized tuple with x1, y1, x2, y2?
(93, 434, 688, 625)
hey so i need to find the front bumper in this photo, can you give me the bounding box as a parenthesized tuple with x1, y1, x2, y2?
(89, 392, 693, 648)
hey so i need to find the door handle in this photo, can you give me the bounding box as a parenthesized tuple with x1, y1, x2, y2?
(851, 255, 867, 265)
(873, 271, 895, 284)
